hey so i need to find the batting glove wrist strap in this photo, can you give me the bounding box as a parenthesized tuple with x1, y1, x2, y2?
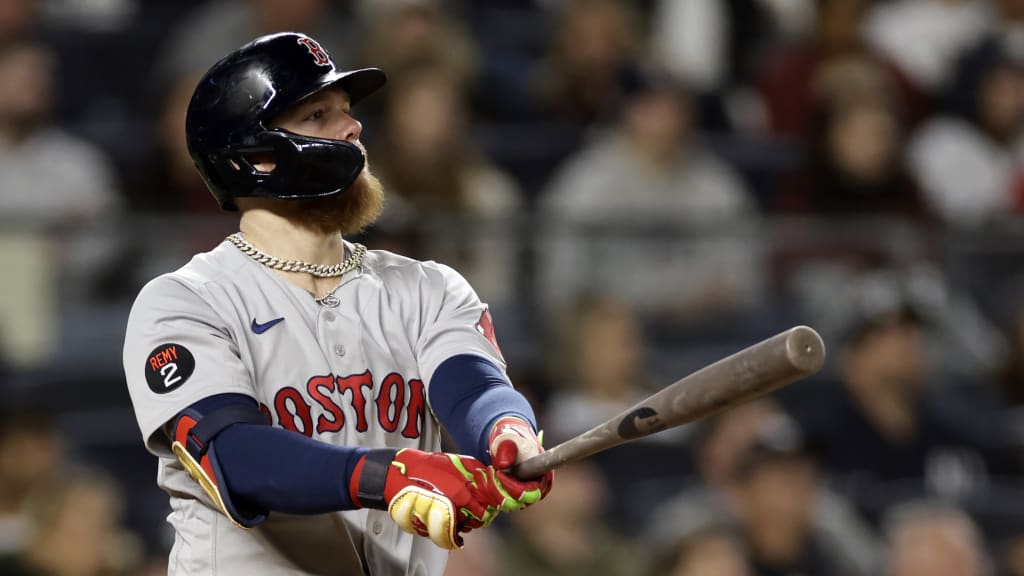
(351, 448, 397, 510)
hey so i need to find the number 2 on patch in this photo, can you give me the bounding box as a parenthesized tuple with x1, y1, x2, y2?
(160, 363, 182, 388)
(145, 343, 194, 394)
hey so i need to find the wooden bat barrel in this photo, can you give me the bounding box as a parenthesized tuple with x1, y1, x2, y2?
(512, 325, 826, 480)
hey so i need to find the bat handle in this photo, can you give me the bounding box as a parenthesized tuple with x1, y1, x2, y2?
(510, 448, 560, 480)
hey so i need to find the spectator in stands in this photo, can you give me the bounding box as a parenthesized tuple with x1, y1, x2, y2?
(776, 56, 925, 215)
(371, 66, 522, 306)
(655, 523, 752, 576)
(114, 68, 235, 296)
(0, 39, 119, 228)
(756, 0, 928, 138)
(863, 0, 991, 94)
(0, 0, 40, 46)
(539, 73, 761, 321)
(498, 463, 641, 576)
(1000, 533, 1024, 576)
(650, 0, 813, 97)
(542, 73, 753, 222)
(358, 0, 479, 97)
(648, 0, 814, 132)
(544, 293, 653, 443)
(649, 0, 733, 95)
(541, 293, 696, 525)
(792, 276, 1019, 523)
(373, 66, 519, 222)
(996, 0, 1024, 52)
(909, 41, 1024, 226)
(528, 0, 645, 128)
(0, 470, 143, 576)
(885, 500, 990, 576)
(648, 402, 883, 576)
(129, 72, 212, 213)
(153, 0, 360, 99)
(728, 416, 843, 576)
(0, 404, 62, 555)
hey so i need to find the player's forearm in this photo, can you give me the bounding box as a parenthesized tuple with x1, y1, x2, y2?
(170, 393, 371, 523)
(428, 354, 537, 462)
(215, 423, 369, 514)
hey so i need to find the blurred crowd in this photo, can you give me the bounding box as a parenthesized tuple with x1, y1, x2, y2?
(1, 0, 1024, 574)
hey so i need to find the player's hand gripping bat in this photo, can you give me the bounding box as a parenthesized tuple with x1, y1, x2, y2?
(512, 325, 826, 480)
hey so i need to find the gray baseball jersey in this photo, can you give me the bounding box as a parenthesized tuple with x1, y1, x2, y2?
(123, 240, 508, 576)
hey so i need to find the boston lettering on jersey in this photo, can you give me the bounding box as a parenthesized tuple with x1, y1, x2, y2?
(264, 370, 426, 439)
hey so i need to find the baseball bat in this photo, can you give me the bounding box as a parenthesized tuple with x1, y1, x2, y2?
(512, 325, 826, 480)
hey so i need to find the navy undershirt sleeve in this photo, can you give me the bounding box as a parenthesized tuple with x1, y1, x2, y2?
(187, 394, 368, 514)
(183, 353, 535, 515)
(428, 354, 537, 463)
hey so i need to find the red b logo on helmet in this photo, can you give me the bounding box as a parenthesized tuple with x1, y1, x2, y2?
(297, 37, 331, 67)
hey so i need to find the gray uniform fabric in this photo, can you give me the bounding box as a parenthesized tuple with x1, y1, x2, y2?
(124, 241, 507, 575)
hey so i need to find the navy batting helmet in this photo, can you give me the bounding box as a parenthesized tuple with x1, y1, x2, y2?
(185, 32, 386, 211)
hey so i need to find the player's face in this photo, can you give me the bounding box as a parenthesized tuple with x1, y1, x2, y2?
(244, 87, 384, 236)
(272, 87, 363, 144)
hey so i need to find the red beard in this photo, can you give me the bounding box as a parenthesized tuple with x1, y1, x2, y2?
(276, 164, 385, 236)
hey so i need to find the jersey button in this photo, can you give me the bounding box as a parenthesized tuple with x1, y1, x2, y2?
(323, 311, 337, 322)
(372, 521, 383, 535)
(334, 344, 346, 357)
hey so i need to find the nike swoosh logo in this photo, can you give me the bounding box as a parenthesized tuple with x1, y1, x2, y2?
(251, 317, 285, 334)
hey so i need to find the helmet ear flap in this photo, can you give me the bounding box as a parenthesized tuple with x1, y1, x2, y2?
(203, 150, 261, 209)
(250, 130, 366, 201)
(198, 132, 365, 209)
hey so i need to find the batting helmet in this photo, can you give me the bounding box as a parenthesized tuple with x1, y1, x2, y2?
(185, 32, 386, 211)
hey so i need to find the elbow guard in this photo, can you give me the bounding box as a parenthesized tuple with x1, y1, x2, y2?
(171, 403, 270, 528)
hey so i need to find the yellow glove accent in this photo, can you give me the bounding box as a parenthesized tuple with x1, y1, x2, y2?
(171, 441, 249, 530)
(387, 485, 461, 550)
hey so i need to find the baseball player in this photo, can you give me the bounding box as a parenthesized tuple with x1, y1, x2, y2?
(122, 32, 552, 575)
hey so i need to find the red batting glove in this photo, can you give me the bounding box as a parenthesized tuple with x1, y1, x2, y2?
(487, 416, 554, 510)
(349, 449, 507, 550)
